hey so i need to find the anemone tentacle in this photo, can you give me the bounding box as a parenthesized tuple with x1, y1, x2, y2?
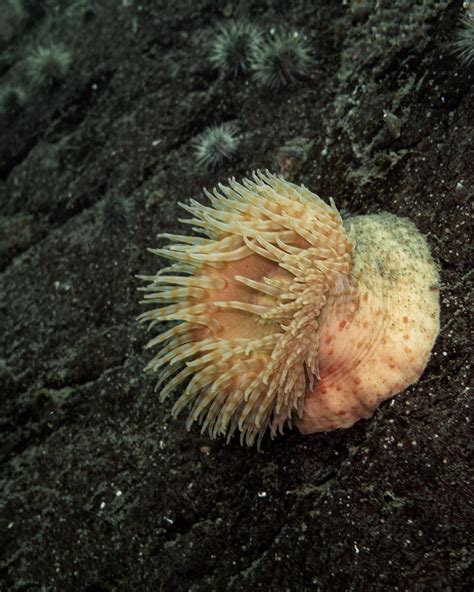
(138, 170, 355, 446)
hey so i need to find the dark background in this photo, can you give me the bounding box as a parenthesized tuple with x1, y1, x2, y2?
(0, 1, 472, 590)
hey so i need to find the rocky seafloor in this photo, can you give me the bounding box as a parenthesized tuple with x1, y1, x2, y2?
(0, 1, 472, 590)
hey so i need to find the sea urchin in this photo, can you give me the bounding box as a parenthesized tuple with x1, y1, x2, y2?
(454, 17, 474, 66)
(210, 21, 262, 77)
(193, 123, 239, 170)
(251, 30, 313, 88)
(138, 172, 440, 446)
(25, 43, 72, 89)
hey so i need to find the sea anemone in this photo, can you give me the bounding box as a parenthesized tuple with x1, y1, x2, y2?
(193, 123, 240, 170)
(25, 43, 72, 89)
(138, 171, 440, 447)
(210, 21, 262, 77)
(251, 30, 313, 88)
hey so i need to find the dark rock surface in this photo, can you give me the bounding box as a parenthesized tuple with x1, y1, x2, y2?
(0, 1, 472, 590)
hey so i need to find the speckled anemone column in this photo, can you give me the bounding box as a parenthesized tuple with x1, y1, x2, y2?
(137, 172, 440, 447)
(297, 212, 440, 434)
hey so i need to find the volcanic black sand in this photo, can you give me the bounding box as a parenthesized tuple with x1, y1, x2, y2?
(0, 1, 472, 590)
